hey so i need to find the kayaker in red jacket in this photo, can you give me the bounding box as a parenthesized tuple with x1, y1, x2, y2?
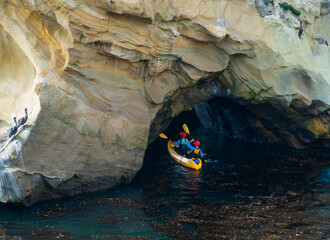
(188, 140, 204, 159)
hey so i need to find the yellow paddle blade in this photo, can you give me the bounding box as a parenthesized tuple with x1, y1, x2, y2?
(183, 123, 190, 134)
(159, 133, 168, 139)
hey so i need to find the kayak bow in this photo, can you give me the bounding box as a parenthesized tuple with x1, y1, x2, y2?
(167, 140, 202, 170)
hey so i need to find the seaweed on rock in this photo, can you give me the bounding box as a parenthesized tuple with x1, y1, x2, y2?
(279, 2, 301, 16)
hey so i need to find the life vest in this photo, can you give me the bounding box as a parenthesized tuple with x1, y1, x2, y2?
(180, 138, 188, 145)
(193, 148, 200, 155)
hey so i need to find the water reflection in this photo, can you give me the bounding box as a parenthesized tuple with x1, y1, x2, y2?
(316, 168, 330, 184)
(0, 128, 328, 239)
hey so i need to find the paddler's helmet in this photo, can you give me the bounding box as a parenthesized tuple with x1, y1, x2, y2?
(180, 132, 186, 138)
(194, 140, 200, 147)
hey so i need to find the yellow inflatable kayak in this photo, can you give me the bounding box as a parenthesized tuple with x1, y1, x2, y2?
(167, 140, 202, 170)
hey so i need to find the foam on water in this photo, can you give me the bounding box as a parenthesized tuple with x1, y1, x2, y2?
(0, 153, 21, 202)
(13, 139, 25, 169)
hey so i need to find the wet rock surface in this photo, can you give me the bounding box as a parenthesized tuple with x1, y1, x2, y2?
(194, 97, 330, 147)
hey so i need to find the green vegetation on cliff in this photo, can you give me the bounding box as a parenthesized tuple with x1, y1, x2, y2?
(279, 2, 301, 16)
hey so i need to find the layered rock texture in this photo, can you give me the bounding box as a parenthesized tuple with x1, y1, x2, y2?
(0, 0, 328, 204)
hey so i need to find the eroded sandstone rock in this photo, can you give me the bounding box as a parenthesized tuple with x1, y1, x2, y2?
(0, 0, 328, 204)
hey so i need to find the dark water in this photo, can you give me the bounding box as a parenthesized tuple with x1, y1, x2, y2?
(0, 125, 329, 239)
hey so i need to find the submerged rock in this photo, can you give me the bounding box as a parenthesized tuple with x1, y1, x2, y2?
(0, 0, 328, 204)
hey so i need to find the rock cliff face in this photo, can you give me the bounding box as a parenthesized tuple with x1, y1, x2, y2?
(0, 0, 328, 204)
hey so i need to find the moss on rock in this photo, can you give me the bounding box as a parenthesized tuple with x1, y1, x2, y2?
(305, 118, 328, 138)
(279, 2, 301, 16)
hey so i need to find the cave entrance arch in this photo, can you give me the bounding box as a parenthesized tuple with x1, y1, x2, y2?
(148, 97, 262, 148)
(149, 91, 325, 149)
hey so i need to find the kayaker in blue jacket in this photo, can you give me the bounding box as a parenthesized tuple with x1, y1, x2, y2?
(188, 140, 204, 159)
(174, 132, 194, 155)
